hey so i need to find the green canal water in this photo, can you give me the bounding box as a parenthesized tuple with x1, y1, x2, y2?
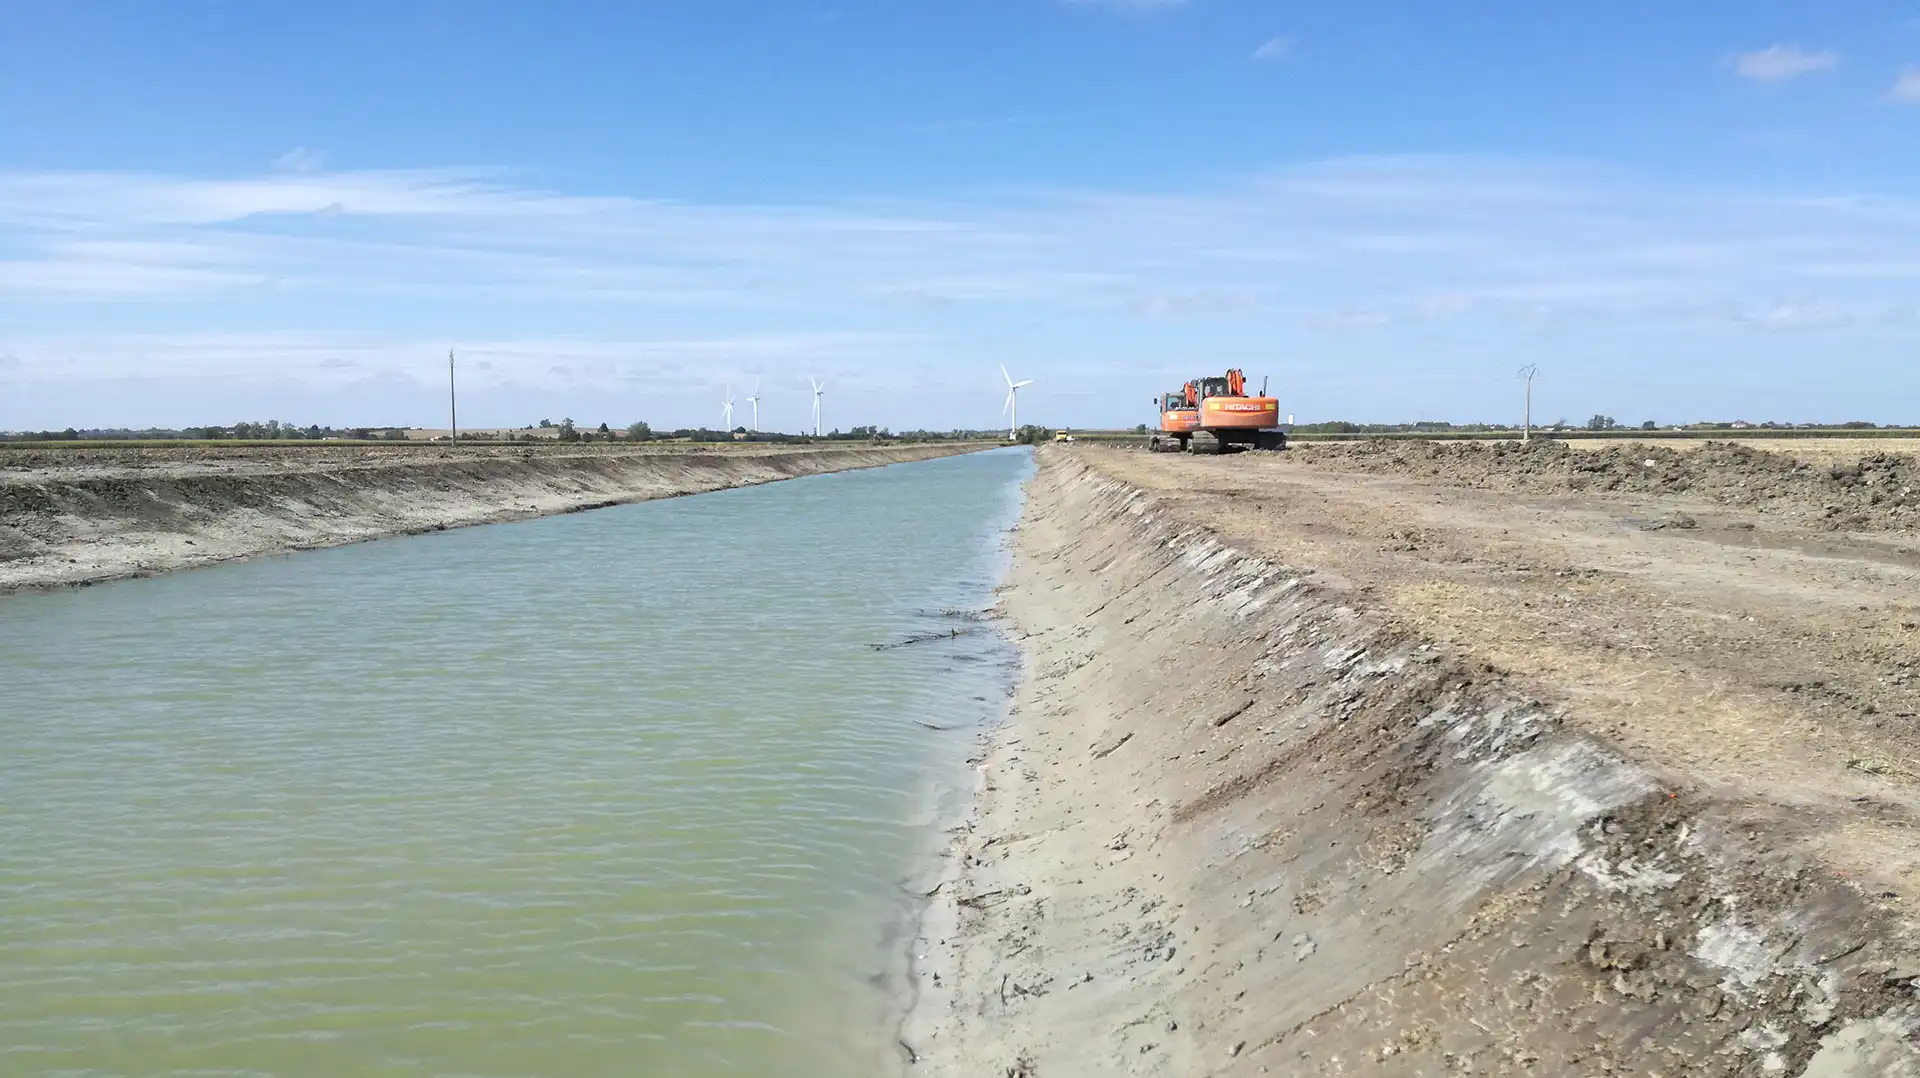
(0, 448, 1032, 1077)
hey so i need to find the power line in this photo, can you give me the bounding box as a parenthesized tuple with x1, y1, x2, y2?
(1517, 364, 1539, 441)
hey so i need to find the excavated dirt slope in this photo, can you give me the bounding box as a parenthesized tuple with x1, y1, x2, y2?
(905, 447, 1920, 1077)
(0, 443, 985, 591)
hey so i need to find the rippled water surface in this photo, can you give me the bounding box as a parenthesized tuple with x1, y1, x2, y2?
(0, 449, 1031, 1077)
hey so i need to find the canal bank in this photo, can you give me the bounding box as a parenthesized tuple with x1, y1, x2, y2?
(905, 447, 1920, 1077)
(0, 442, 990, 591)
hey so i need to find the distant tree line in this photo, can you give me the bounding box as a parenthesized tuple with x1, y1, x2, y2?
(578, 421, 1009, 445)
(0, 421, 402, 442)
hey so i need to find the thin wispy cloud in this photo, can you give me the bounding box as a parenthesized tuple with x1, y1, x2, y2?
(1132, 291, 1263, 317)
(4, 157, 1920, 426)
(270, 147, 326, 174)
(1252, 37, 1292, 61)
(8, 159, 1920, 320)
(1300, 308, 1391, 331)
(1730, 44, 1840, 82)
(1, 331, 914, 387)
(1891, 66, 1920, 102)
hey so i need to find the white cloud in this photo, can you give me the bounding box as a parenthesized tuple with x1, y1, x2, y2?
(0, 168, 634, 227)
(1300, 308, 1390, 330)
(270, 147, 326, 173)
(0, 258, 263, 296)
(0, 331, 917, 388)
(1252, 37, 1291, 61)
(1891, 66, 1920, 102)
(5, 156, 1920, 426)
(7, 158, 1920, 326)
(1739, 299, 1855, 330)
(1132, 291, 1264, 317)
(1731, 44, 1840, 81)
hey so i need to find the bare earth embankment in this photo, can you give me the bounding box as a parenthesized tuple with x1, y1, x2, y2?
(0, 442, 987, 591)
(906, 441, 1920, 1077)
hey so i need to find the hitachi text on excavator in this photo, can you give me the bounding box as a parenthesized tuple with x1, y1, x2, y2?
(1148, 369, 1289, 454)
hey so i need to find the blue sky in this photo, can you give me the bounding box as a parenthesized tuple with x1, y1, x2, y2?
(3, 0, 1918, 431)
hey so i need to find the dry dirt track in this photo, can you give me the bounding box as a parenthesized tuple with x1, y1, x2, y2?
(1096, 441, 1920, 900)
(906, 442, 1920, 1078)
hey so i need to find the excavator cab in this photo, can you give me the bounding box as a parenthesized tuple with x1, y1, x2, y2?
(1192, 369, 1246, 402)
(1150, 390, 1201, 452)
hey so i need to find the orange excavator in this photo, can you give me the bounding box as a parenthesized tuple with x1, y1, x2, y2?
(1148, 369, 1288, 453)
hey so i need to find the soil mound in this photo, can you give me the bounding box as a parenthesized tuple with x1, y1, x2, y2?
(1300, 440, 1920, 531)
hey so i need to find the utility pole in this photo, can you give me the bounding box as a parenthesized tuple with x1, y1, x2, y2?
(1518, 364, 1539, 442)
(448, 348, 458, 443)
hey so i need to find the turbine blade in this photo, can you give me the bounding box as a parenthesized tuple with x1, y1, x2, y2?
(1014, 380, 1033, 389)
(1001, 364, 1013, 387)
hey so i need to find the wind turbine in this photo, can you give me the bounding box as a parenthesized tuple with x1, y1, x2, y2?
(721, 385, 736, 430)
(746, 380, 761, 432)
(810, 376, 825, 437)
(1001, 365, 1033, 440)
